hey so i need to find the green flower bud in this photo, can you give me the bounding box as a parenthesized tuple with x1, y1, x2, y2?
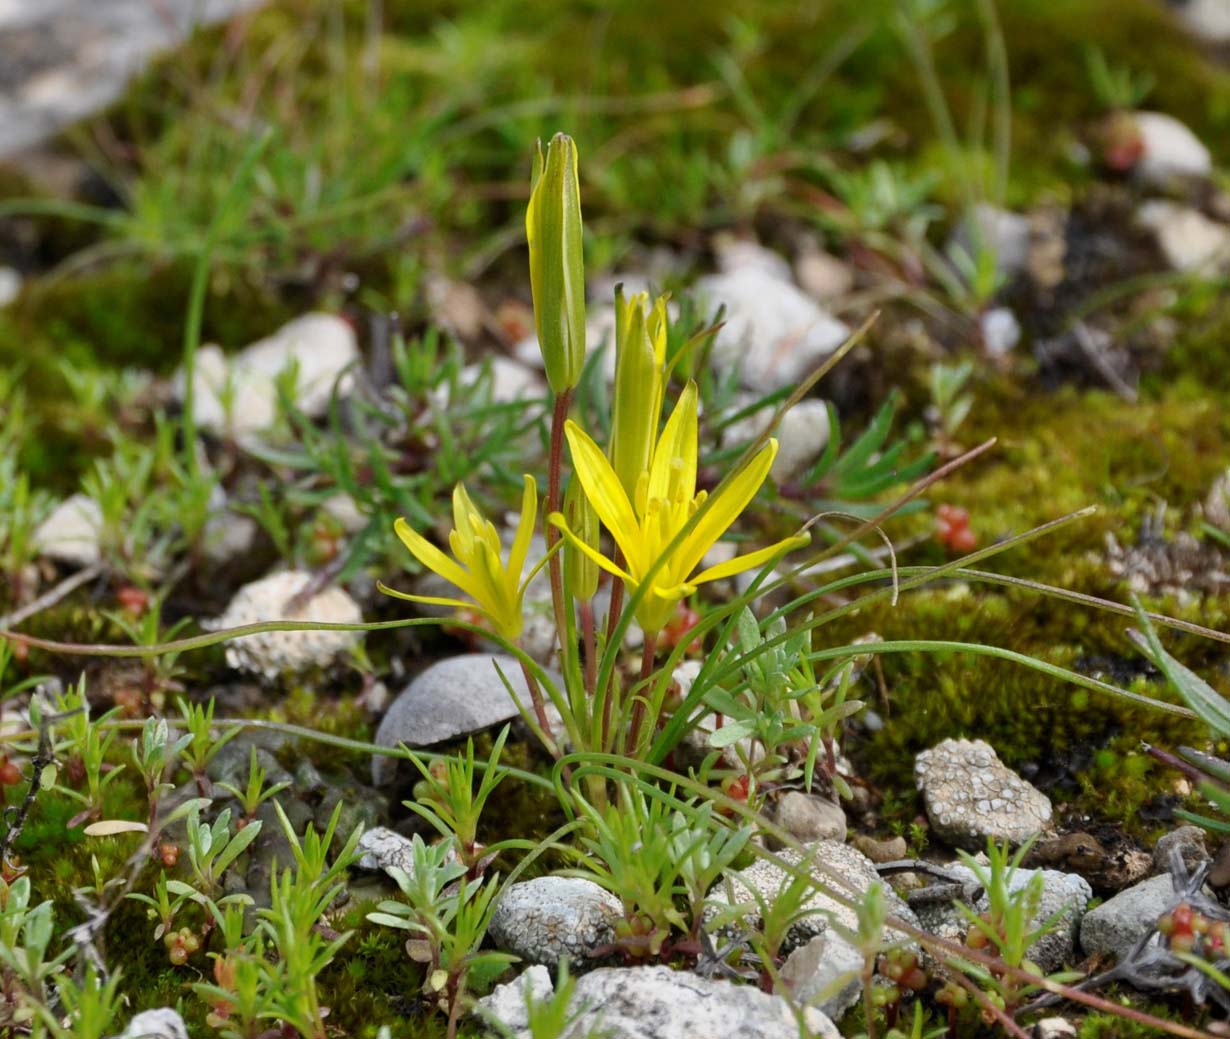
(609, 287, 669, 497)
(526, 133, 586, 394)
(562, 475, 599, 600)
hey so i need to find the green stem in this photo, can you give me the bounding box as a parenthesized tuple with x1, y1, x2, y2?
(625, 631, 658, 757)
(545, 388, 572, 656)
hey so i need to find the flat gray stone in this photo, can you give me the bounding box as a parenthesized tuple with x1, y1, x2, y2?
(476, 964, 840, 1039)
(372, 654, 559, 785)
(767, 791, 847, 845)
(489, 876, 621, 970)
(915, 738, 1051, 850)
(778, 930, 864, 1020)
(1080, 872, 1178, 962)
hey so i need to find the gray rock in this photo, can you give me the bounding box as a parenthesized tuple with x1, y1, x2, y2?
(355, 826, 452, 878)
(1137, 201, 1230, 274)
(32, 493, 101, 567)
(1205, 468, 1230, 533)
(1133, 112, 1213, 187)
(475, 965, 555, 1035)
(778, 930, 864, 1020)
(795, 243, 854, 303)
(0, 266, 20, 307)
(1173, 0, 1230, 42)
(373, 654, 561, 785)
(913, 863, 1091, 973)
(949, 203, 1031, 280)
(708, 840, 918, 953)
(115, 1006, 189, 1039)
(696, 267, 849, 393)
(476, 964, 840, 1039)
(721, 398, 832, 481)
(1152, 826, 1209, 877)
(489, 876, 621, 970)
(850, 834, 907, 864)
(768, 792, 847, 845)
(980, 307, 1021, 358)
(1033, 1017, 1078, 1039)
(211, 570, 363, 679)
(915, 738, 1051, 850)
(1080, 872, 1179, 961)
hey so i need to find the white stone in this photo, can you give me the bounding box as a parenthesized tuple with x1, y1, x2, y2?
(1174, 0, 1230, 42)
(1205, 468, 1230, 532)
(173, 313, 358, 437)
(475, 965, 555, 1036)
(1137, 201, 1230, 274)
(488, 876, 621, 969)
(779, 930, 864, 1020)
(980, 307, 1021, 357)
(320, 493, 368, 535)
(200, 485, 259, 566)
(453, 356, 545, 405)
(32, 493, 101, 566)
(0, 266, 20, 307)
(356, 826, 419, 877)
(1133, 111, 1213, 187)
(116, 1007, 189, 1039)
(795, 245, 854, 303)
(714, 236, 795, 281)
(722, 398, 831, 481)
(697, 268, 849, 393)
(949, 203, 1031, 280)
(476, 964, 840, 1039)
(211, 569, 362, 679)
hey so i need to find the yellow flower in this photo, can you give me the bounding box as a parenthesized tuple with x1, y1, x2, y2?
(550, 382, 808, 635)
(385, 477, 541, 642)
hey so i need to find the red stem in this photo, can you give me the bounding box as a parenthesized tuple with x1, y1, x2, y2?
(625, 631, 658, 756)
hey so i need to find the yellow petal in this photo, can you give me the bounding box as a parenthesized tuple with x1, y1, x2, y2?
(676, 438, 778, 578)
(690, 533, 809, 585)
(564, 420, 644, 568)
(648, 382, 698, 505)
(507, 475, 538, 581)
(376, 582, 473, 613)
(548, 511, 634, 585)
(394, 518, 482, 600)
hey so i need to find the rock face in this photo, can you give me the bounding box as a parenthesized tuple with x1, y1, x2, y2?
(696, 267, 849, 393)
(212, 570, 363, 679)
(708, 840, 918, 953)
(915, 738, 1052, 850)
(32, 492, 101, 566)
(173, 313, 359, 437)
(373, 654, 561, 784)
(1080, 872, 1178, 961)
(476, 964, 841, 1039)
(488, 876, 621, 970)
(913, 863, 1091, 973)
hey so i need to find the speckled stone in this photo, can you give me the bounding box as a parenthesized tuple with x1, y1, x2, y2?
(354, 827, 437, 879)
(476, 964, 841, 1039)
(915, 738, 1051, 850)
(707, 840, 919, 953)
(211, 570, 362, 679)
(488, 876, 620, 970)
(116, 1006, 189, 1039)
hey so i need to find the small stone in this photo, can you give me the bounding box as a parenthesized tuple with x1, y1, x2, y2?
(0, 266, 20, 307)
(1137, 201, 1230, 273)
(32, 493, 101, 567)
(173, 313, 359, 437)
(475, 965, 555, 1036)
(320, 493, 368, 535)
(424, 274, 485, 340)
(355, 827, 450, 879)
(721, 398, 831, 481)
(1204, 468, 1230, 533)
(795, 244, 854, 303)
(1152, 825, 1209, 877)
(372, 655, 562, 785)
(455, 357, 546, 405)
(1034, 1017, 1078, 1039)
(211, 570, 363, 679)
(768, 791, 847, 845)
(488, 876, 621, 970)
(1133, 111, 1213, 187)
(115, 1007, 189, 1039)
(949, 203, 1031, 280)
(1173, 0, 1230, 42)
(696, 268, 849, 393)
(477, 964, 840, 1039)
(714, 236, 795, 281)
(915, 738, 1051, 850)
(980, 307, 1021, 358)
(778, 930, 864, 1020)
(851, 834, 908, 864)
(1080, 872, 1178, 961)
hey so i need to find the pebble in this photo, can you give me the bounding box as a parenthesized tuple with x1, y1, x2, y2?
(115, 1007, 189, 1039)
(1173, 0, 1230, 42)
(0, 266, 20, 307)
(696, 267, 849, 393)
(851, 834, 908, 863)
(356, 827, 449, 879)
(1133, 111, 1213, 187)
(721, 398, 832, 481)
(474, 965, 555, 1035)
(979, 306, 1021, 358)
(708, 840, 918, 952)
(173, 313, 359, 437)
(1152, 825, 1209, 876)
(1079, 872, 1182, 961)
(714, 236, 795, 281)
(444, 356, 545, 406)
(372, 654, 562, 785)
(915, 738, 1052, 850)
(1033, 1018, 1078, 1039)
(32, 492, 102, 566)
(778, 930, 865, 1020)
(488, 876, 621, 970)
(913, 863, 1091, 973)
(795, 242, 854, 303)
(476, 964, 840, 1039)
(210, 570, 363, 680)
(200, 485, 260, 567)
(1137, 201, 1230, 273)
(767, 791, 847, 845)
(949, 203, 1031, 280)
(1206, 468, 1230, 532)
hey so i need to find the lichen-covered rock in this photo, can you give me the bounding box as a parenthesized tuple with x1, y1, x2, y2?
(708, 840, 918, 952)
(355, 827, 423, 878)
(211, 570, 362, 679)
(915, 738, 1051, 850)
(488, 876, 620, 970)
(476, 964, 840, 1039)
(373, 654, 562, 784)
(1080, 872, 1178, 961)
(32, 493, 102, 567)
(913, 863, 1091, 973)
